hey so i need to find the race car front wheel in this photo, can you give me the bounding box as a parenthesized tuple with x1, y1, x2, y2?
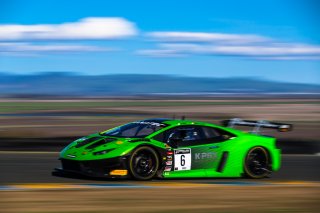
(129, 146, 159, 180)
(244, 147, 271, 178)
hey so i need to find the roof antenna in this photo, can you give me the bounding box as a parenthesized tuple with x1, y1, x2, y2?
(181, 115, 185, 120)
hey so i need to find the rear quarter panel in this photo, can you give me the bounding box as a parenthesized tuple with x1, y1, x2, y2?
(205, 132, 281, 177)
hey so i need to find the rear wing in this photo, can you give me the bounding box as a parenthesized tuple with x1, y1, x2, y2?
(221, 118, 293, 134)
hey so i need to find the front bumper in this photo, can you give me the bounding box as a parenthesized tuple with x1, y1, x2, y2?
(54, 156, 130, 178)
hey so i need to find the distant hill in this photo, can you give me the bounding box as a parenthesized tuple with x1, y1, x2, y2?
(0, 72, 319, 97)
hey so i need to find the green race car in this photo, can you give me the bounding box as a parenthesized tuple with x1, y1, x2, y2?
(54, 118, 292, 180)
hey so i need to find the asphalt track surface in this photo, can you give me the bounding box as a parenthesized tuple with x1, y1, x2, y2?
(0, 152, 319, 184)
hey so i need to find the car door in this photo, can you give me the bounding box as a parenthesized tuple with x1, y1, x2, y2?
(162, 125, 206, 177)
(167, 125, 234, 176)
(193, 126, 234, 173)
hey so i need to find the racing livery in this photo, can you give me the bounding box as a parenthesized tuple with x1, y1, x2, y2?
(54, 118, 292, 180)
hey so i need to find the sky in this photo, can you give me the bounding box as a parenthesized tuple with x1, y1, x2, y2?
(0, 0, 319, 84)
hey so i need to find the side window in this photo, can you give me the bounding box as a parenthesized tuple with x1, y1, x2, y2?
(202, 126, 221, 139)
(152, 125, 236, 145)
(165, 126, 205, 147)
(201, 126, 236, 142)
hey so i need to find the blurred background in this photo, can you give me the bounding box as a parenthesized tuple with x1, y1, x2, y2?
(0, 0, 319, 146)
(0, 0, 319, 212)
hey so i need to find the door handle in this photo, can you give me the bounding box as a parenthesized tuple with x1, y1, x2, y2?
(209, 145, 219, 149)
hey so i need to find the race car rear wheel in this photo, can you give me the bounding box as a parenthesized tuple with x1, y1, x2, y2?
(129, 146, 159, 180)
(244, 147, 271, 179)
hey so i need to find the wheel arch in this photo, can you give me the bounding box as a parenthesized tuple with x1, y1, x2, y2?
(128, 143, 166, 166)
(127, 144, 165, 180)
(243, 145, 272, 178)
(243, 145, 272, 165)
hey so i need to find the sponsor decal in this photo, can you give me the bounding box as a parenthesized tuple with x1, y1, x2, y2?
(166, 155, 172, 160)
(132, 121, 163, 126)
(167, 151, 173, 155)
(166, 161, 172, 166)
(194, 152, 217, 160)
(164, 166, 172, 171)
(175, 149, 191, 154)
(67, 154, 76, 158)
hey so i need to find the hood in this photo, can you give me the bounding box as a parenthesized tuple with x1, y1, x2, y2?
(60, 134, 149, 160)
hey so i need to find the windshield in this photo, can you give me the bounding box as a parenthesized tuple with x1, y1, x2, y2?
(101, 121, 167, 138)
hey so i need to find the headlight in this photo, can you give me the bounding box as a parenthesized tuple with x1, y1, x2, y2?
(93, 148, 115, 156)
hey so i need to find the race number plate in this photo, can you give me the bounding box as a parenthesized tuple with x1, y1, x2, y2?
(174, 148, 191, 171)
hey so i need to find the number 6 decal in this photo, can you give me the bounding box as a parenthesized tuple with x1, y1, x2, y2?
(174, 149, 191, 171)
(181, 155, 185, 166)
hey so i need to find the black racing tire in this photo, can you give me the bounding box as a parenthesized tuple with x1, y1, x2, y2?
(129, 146, 159, 180)
(244, 146, 271, 179)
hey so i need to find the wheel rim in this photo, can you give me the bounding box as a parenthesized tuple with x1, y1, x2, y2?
(246, 148, 269, 177)
(132, 149, 157, 178)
